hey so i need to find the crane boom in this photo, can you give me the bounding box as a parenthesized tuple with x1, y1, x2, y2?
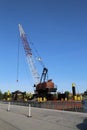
(18, 24, 40, 85)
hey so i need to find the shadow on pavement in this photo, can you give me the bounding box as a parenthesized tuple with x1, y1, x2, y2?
(77, 118, 87, 130)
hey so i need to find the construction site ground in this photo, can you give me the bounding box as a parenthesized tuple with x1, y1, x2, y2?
(0, 102, 87, 130)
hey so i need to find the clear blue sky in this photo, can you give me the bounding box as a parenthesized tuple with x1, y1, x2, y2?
(0, 0, 87, 93)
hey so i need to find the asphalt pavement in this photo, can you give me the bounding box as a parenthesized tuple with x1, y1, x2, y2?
(0, 102, 87, 130)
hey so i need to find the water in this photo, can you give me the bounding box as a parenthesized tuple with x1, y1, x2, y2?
(82, 100, 87, 113)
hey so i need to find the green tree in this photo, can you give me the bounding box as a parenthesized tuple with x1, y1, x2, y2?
(3, 92, 8, 100)
(0, 90, 3, 100)
(65, 91, 70, 99)
(26, 92, 33, 100)
(84, 90, 87, 95)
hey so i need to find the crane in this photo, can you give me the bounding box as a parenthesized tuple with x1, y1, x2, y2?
(18, 24, 57, 100)
(18, 24, 40, 85)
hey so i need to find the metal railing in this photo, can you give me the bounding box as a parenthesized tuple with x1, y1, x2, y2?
(0, 100, 84, 112)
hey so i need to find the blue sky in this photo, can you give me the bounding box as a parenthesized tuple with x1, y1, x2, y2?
(0, 0, 87, 93)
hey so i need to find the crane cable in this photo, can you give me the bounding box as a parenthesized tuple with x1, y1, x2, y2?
(16, 36, 33, 84)
(30, 42, 45, 68)
(16, 37, 20, 82)
(16, 33, 46, 83)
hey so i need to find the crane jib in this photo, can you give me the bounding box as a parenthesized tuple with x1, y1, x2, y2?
(21, 34, 32, 56)
(18, 24, 40, 84)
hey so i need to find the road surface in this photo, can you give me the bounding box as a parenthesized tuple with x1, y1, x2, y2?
(0, 102, 87, 130)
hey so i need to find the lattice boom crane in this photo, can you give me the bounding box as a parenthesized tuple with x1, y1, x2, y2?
(18, 24, 40, 85)
(18, 24, 57, 100)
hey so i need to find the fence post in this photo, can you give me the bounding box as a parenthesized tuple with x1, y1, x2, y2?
(28, 104, 32, 117)
(7, 102, 10, 111)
